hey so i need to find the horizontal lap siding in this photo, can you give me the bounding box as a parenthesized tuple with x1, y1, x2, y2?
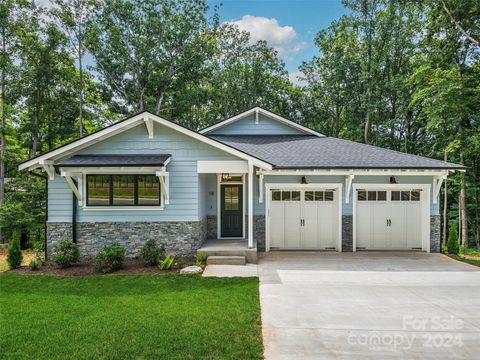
(48, 122, 238, 223)
(208, 114, 305, 135)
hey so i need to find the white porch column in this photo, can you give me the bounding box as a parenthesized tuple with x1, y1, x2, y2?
(248, 161, 254, 248)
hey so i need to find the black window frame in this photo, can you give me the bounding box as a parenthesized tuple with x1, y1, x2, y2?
(86, 174, 161, 207)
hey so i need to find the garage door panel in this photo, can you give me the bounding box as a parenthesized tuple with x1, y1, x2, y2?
(318, 202, 337, 248)
(390, 203, 407, 249)
(406, 203, 422, 248)
(270, 202, 285, 248)
(284, 202, 302, 248)
(357, 202, 373, 248)
(372, 202, 390, 249)
(302, 202, 319, 248)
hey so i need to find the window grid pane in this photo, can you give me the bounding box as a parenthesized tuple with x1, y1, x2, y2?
(281, 191, 291, 201)
(324, 191, 334, 201)
(138, 175, 160, 206)
(358, 191, 367, 201)
(272, 191, 281, 201)
(305, 191, 314, 201)
(87, 175, 110, 206)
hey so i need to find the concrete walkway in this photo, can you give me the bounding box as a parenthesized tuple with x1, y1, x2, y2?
(202, 264, 258, 277)
(258, 251, 480, 359)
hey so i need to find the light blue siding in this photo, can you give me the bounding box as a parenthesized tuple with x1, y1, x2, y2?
(207, 113, 306, 135)
(48, 175, 73, 222)
(48, 122, 240, 222)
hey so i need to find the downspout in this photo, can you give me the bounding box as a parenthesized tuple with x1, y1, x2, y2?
(29, 171, 48, 261)
(72, 179, 77, 243)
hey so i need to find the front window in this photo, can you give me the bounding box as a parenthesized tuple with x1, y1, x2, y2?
(86, 175, 161, 206)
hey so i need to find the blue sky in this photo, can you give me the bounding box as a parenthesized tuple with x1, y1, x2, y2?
(37, 0, 348, 83)
(207, 0, 348, 77)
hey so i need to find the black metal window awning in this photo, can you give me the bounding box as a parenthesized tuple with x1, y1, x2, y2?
(55, 154, 172, 167)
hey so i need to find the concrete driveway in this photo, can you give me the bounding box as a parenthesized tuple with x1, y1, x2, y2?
(258, 252, 480, 359)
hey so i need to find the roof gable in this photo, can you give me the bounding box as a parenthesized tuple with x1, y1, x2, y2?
(200, 107, 324, 137)
(18, 111, 272, 171)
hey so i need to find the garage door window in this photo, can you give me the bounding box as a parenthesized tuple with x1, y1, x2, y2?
(272, 190, 300, 201)
(391, 190, 421, 201)
(358, 190, 386, 201)
(305, 191, 334, 201)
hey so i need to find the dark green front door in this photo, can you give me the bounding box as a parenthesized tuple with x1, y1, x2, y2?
(221, 184, 243, 237)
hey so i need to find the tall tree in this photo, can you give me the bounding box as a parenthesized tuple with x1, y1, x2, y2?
(86, 0, 216, 115)
(50, 0, 98, 137)
(0, 0, 34, 242)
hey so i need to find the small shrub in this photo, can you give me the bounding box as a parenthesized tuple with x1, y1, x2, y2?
(7, 237, 23, 269)
(33, 241, 45, 264)
(447, 223, 459, 255)
(441, 243, 448, 254)
(95, 243, 126, 274)
(29, 259, 40, 271)
(140, 240, 165, 266)
(159, 255, 174, 270)
(195, 252, 208, 267)
(51, 240, 80, 268)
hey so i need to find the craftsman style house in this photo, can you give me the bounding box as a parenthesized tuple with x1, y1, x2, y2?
(19, 108, 464, 262)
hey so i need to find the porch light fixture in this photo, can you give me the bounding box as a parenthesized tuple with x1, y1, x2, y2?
(390, 176, 397, 184)
(221, 173, 232, 181)
(301, 176, 308, 184)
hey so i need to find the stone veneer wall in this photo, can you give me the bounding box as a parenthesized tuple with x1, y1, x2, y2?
(253, 216, 265, 251)
(206, 215, 217, 239)
(47, 219, 207, 258)
(205, 215, 265, 250)
(342, 215, 353, 252)
(430, 215, 441, 253)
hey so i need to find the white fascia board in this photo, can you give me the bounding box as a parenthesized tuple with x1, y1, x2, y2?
(199, 107, 325, 137)
(257, 169, 450, 176)
(18, 113, 147, 171)
(197, 160, 248, 173)
(18, 111, 272, 172)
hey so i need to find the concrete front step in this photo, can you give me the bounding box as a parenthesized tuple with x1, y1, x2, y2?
(207, 255, 246, 266)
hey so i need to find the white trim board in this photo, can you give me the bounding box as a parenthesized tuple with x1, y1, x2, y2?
(199, 107, 325, 137)
(264, 183, 343, 252)
(258, 169, 450, 176)
(18, 111, 272, 172)
(352, 183, 431, 253)
(197, 160, 248, 173)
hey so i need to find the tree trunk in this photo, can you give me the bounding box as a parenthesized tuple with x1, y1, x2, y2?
(364, 110, 370, 144)
(0, 28, 6, 243)
(442, 151, 448, 247)
(459, 149, 468, 246)
(78, 40, 84, 137)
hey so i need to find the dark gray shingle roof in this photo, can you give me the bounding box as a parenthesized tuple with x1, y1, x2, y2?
(56, 154, 171, 167)
(210, 135, 464, 170)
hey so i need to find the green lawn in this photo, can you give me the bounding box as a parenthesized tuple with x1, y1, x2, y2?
(0, 274, 263, 360)
(448, 254, 480, 267)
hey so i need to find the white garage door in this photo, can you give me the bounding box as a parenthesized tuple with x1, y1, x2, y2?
(269, 189, 339, 250)
(356, 189, 423, 250)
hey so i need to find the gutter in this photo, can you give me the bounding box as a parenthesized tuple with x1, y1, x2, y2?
(29, 171, 48, 261)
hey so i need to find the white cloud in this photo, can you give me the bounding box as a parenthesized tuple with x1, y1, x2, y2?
(226, 15, 305, 61)
(288, 71, 307, 86)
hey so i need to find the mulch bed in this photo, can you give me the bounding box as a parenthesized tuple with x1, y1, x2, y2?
(4, 258, 190, 276)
